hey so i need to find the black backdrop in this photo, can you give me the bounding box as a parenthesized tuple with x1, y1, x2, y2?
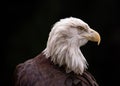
(4, 0, 119, 86)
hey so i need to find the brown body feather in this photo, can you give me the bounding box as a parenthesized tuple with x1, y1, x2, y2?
(14, 52, 99, 86)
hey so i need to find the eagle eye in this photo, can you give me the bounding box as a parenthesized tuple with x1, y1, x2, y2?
(77, 26, 87, 31)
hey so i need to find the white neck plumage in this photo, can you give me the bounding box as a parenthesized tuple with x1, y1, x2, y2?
(44, 40, 88, 74)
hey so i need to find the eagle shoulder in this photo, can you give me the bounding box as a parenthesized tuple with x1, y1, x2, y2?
(14, 53, 67, 86)
(14, 53, 99, 86)
(14, 58, 42, 86)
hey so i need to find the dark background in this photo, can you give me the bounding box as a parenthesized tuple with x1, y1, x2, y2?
(4, 0, 119, 86)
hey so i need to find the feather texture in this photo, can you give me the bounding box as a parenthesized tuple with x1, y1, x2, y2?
(14, 53, 99, 86)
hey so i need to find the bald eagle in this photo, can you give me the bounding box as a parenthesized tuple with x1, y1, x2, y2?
(14, 17, 100, 86)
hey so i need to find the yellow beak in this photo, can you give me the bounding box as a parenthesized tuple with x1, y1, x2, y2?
(85, 29, 101, 45)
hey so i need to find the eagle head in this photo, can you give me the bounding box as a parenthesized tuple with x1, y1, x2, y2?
(44, 17, 101, 74)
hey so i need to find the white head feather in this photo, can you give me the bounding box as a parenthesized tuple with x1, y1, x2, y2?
(43, 17, 100, 74)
